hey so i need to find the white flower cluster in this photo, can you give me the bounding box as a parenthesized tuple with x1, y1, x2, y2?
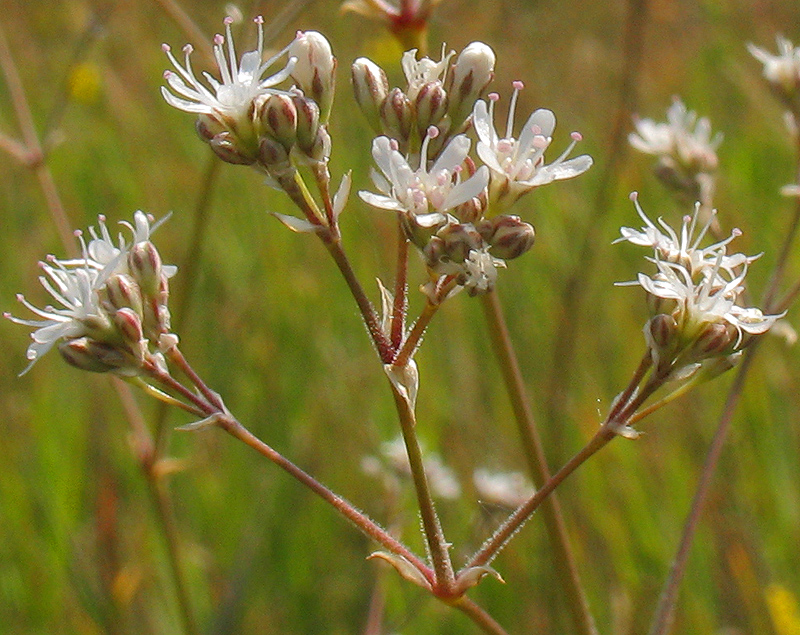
(162, 19, 335, 172)
(748, 35, 800, 98)
(629, 98, 721, 200)
(356, 46, 592, 295)
(6, 212, 175, 375)
(618, 194, 782, 372)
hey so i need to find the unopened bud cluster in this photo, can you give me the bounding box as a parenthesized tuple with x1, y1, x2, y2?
(352, 42, 496, 157)
(162, 19, 336, 186)
(6, 212, 176, 376)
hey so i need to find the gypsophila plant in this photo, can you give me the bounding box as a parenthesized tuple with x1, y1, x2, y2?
(4, 4, 800, 635)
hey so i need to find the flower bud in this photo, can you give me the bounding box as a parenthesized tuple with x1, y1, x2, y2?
(422, 235, 446, 268)
(303, 125, 332, 163)
(352, 57, 389, 133)
(448, 42, 495, 126)
(195, 113, 227, 141)
(129, 241, 163, 297)
(380, 88, 413, 145)
(59, 337, 127, 373)
(259, 94, 298, 150)
(208, 132, 256, 165)
(114, 307, 144, 344)
(258, 136, 292, 169)
(437, 222, 482, 263)
(100, 273, 143, 316)
(289, 31, 336, 123)
(481, 215, 535, 260)
(290, 93, 321, 155)
(645, 313, 678, 352)
(415, 82, 449, 135)
(692, 321, 738, 357)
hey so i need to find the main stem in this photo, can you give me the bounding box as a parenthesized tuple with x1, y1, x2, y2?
(453, 597, 511, 635)
(480, 290, 599, 635)
(389, 385, 455, 592)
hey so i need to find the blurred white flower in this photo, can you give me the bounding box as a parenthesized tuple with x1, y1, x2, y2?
(365, 436, 461, 500)
(748, 35, 800, 95)
(473, 81, 592, 212)
(629, 98, 722, 175)
(473, 468, 534, 508)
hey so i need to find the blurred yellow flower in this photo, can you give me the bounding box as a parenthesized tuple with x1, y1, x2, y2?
(767, 583, 800, 635)
(68, 61, 101, 104)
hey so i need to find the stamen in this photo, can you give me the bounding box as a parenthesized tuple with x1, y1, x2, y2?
(506, 81, 524, 139)
(225, 19, 238, 81)
(419, 126, 439, 169)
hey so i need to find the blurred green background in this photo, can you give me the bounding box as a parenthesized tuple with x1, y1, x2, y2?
(1, 0, 799, 633)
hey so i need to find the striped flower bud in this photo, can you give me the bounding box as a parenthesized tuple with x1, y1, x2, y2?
(259, 93, 298, 150)
(208, 132, 257, 165)
(352, 57, 389, 134)
(289, 31, 336, 123)
(290, 93, 321, 155)
(437, 222, 482, 264)
(481, 215, 535, 260)
(100, 273, 143, 317)
(380, 88, 413, 145)
(129, 241, 163, 297)
(59, 337, 128, 373)
(447, 41, 496, 126)
(415, 81, 449, 136)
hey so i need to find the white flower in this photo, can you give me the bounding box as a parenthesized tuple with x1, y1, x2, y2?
(473, 469, 534, 508)
(6, 212, 174, 374)
(629, 98, 722, 173)
(161, 16, 295, 129)
(616, 193, 757, 277)
(637, 257, 780, 345)
(374, 436, 461, 500)
(473, 81, 592, 212)
(748, 35, 800, 93)
(359, 131, 489, 229)
(437, 246, 505, 296)
(6, 259, 109, 374)
(400, 45, 454, 101)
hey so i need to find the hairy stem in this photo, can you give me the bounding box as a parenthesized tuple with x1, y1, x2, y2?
(217, 413, 433, 584)
(480, 290, 599, 635)
(464, 426, 616, 570)
(452, 596, 511, 635)
(389, 385, 455, 592)
(391, 225, 410, 351)
(647, 345, 759, 635)
(323, 235, 394, 362)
